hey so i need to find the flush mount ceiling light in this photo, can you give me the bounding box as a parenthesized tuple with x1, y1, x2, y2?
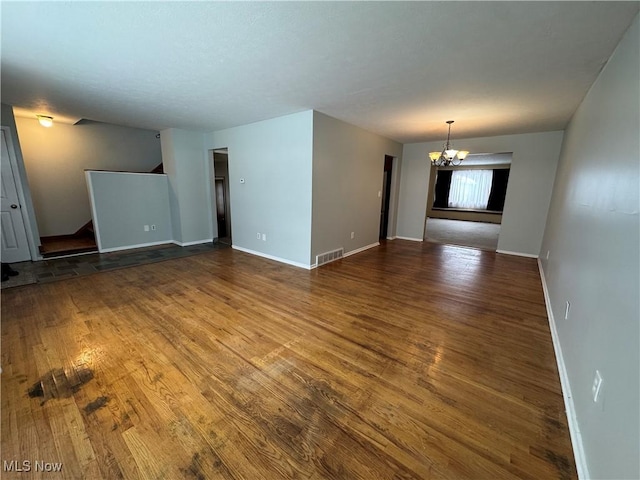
(36, 115, 53, 127)
(429, 120, 469, 167)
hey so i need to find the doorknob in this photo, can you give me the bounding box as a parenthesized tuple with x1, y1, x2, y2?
(10, 204, 18, 209)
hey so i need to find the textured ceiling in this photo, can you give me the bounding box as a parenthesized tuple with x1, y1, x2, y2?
(1, 2, 638, 143)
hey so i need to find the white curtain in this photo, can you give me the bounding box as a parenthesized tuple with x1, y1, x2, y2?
(448, 169, 493, 209)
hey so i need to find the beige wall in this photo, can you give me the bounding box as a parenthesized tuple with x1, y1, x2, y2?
(311, 111, 402, 264)
(16, 117, 161, 236)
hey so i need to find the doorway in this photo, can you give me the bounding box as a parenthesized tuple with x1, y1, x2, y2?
(423, 153, 512, 251)
(215, 177, 228, 238)
(212, 149, 232, 245)
(379, 155, 393, 240)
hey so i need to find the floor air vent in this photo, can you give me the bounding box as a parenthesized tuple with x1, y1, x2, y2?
(316, 248, 344, 267)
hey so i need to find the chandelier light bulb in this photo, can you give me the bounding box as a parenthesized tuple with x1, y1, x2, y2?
(37, 115, 54, 128)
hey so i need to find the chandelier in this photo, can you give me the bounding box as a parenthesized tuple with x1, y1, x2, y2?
(428, 120, 469, 166)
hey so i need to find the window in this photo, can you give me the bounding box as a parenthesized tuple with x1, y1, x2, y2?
(448, 169, 493, 209)
(432, 168, 510, 212)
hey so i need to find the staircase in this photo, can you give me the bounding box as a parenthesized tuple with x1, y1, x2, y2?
(39, 221, 98, 258)
(39, 163, 164, 258)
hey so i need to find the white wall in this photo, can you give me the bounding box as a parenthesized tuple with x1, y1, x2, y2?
(539, 15, 639, 480)
(311, 111, 402, 264)
(15, 117, 161, 236)
(86, 171, 172, 252)
(397, 131, 563, 255)
(208, 111, 314, 268)
(161, 128, 213, 246)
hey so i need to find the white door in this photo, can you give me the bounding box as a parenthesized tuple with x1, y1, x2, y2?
(1, 130, 31, 263)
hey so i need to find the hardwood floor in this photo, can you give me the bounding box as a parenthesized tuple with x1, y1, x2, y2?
(1, 240, 576, 479)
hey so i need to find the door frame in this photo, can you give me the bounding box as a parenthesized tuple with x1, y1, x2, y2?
(210, 148, 232, 244)
(1, 126, 39, 261)
(379, 155, 394, 240)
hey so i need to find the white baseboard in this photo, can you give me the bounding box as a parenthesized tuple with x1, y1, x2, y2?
(232, 245, 312, 270)
(496, 249, 539, 258)
(99, 240, 173, 254)
(538, 260, 589, 480)
(36, 250, 96, 261)
(344, 242, 380, 258)
(172, 238, 213, 247)
(395, 236, 424, 242)
(386, 236, 397, 240)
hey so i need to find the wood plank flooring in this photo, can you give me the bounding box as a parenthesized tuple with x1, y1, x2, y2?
(1, 240, 577, 479)
(39, 235, 98, 258)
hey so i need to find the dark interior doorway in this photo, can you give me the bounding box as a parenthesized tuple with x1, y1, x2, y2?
(379, 155, 393, 240)
(215, 177, 227, 238)
(213, 150, 232, 245)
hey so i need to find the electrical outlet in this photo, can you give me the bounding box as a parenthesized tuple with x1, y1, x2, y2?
(257, 232, 261, 240)
(592, 370, 603, 403)
(351, 232, 355, 239)
(144, 225, 149, 232)
(151, 225, 156, 231)
(378, 190, 382, 198)
(564, 301, 571, 320)
(262, 233, 266, 241)
(546, 250, 550, 260)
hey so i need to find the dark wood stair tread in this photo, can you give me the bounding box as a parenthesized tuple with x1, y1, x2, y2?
(40, 235, 98, 258)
